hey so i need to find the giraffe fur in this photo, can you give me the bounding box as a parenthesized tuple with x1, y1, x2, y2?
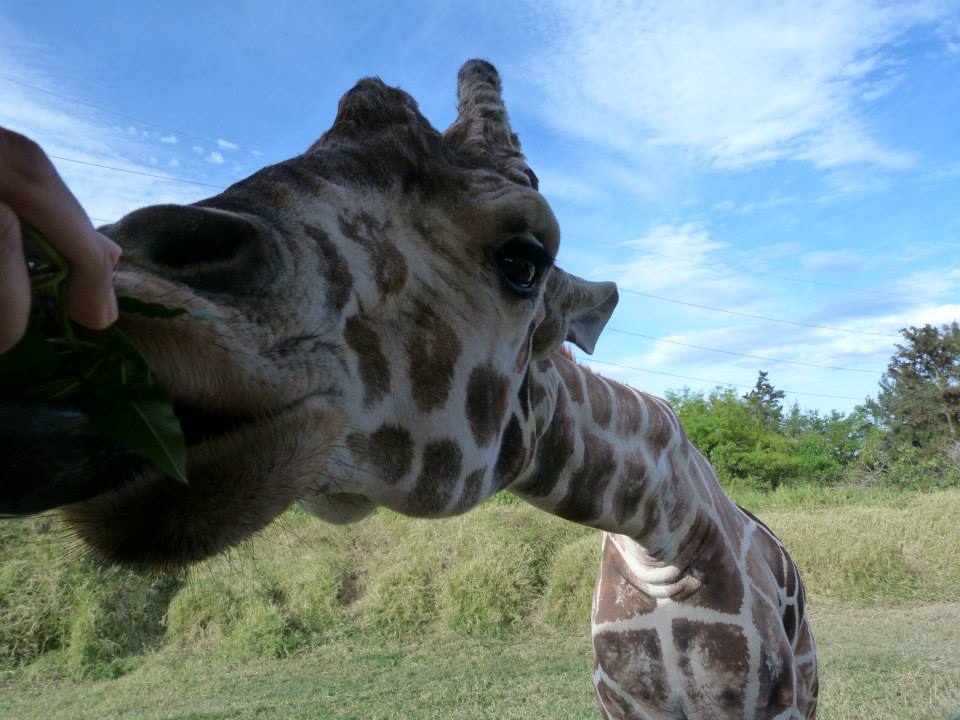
(2, 60, 818, 718)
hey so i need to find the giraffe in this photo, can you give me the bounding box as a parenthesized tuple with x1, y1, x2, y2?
(0, 60, 817, 718)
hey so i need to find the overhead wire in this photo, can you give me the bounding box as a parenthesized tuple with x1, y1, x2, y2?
(586, 358, 864, 401)
(0, 72, 221, 146)
(607, 328, 884, 374)
(616, 288, 902, 338)
(563, 233, 947, 304)
(48, 155, 227, 190)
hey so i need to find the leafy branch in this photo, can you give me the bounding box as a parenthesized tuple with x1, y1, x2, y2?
(0, 223, 196, 484)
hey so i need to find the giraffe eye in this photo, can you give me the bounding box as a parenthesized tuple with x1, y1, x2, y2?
(495, 237, 553, 297)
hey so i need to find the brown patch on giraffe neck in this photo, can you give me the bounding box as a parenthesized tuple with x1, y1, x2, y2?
(346, 424, 413, 485)
(514, 385, 574, 496)
(640, 393, 676, 452)
(684, 514, 745, 616)
(672, 618, 749, 713)
(304, 225, 353, 312)
(344, 316, 391, 408)
(455, 465, 488, 512)
(465, 364, 511, 448)
(554, 431, 616, 523)
(516, 369, 531, 419)
(493, 414, 526, 490)
(337, 211, 408, 296)
(584, 372, 613, 429)
(413, 439, 463, 515)
(405, 301, 463, 413)
(555, 354, 586, 404)
(612, 383, 643, 438)
(614, 450, 652, 530)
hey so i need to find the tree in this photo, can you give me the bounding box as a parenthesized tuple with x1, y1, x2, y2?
(743, 370, 785, 430)
(873, 322, 960, 449)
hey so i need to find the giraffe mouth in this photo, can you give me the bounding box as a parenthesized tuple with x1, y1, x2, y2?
(0, 395, 305, 516)
(173, 400, 262, 446)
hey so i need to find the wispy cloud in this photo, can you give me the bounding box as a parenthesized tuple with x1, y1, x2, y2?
(530, 0, 951, 171)
(594, 223, 765, 309)
(801, 250, 865, 273)
(206, 151, 225, 164)
(160, 134, 178, 144)
(216, 138, 238, 150)
(0, 21, 201, 221)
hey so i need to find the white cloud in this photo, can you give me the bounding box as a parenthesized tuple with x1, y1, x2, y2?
(0, 21, 201, 222)
(801, 250, 865, 273)
(217, 138, 239, 150)
(250, 149, 262, 157)
(535, 168, 606, 204)
(711, 194, 797, 215)
(593, 223, 769, 310)
(192, 145, 205, 154)
(168, 157, 180, 168)
(530, 0, 951, 170)
(160, 134, 178, 144)
(206, 151, 225, 164)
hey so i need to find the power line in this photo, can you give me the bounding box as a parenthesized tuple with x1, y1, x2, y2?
(0, 72, 217, 146)
(623, 244, 937, 303)
(48, 155, 226, 190)
(617, 288, 902, 338)
(587, 358, 864, 401)
(608, 328, 884, 374)
(564, 231, 947, 303)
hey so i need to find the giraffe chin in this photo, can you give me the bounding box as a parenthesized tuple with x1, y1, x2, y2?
(300, 492, 377, 525)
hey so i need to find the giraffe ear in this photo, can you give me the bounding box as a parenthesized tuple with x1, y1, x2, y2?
(565, 278, 619, 354)
(532, 269, 619, 357)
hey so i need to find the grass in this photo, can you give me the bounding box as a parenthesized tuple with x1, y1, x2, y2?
(1, 487, 959, 718)
(2, 603, 958, 719)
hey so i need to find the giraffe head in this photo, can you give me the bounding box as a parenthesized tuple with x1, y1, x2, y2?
(2, 60, 617, 569)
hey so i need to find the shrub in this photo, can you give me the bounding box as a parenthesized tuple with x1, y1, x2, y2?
(543, 535, 600, 629)
(439, 541, 540, 636)
(0, 516, 177, 678)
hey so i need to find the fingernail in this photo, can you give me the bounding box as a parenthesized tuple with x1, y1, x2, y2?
(102, 235, 123, 265)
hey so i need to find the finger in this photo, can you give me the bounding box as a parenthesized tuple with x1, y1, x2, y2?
(63, 235, 119, 330)
(0, 202, 30, 353)
(0, 128, 118, 329)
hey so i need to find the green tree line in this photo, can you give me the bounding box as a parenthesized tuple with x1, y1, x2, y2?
(666, 322, 960, 492)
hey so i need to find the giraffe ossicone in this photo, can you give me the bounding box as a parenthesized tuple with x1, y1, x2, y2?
(2, 59, 817, 719)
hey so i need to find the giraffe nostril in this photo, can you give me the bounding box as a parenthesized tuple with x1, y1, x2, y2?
(142, 206, 260, 269)
(108, 204, 273, 294)
(149, 222, 254, 269)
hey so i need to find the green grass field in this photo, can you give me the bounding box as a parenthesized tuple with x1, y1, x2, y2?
(2, 488, 960, 719)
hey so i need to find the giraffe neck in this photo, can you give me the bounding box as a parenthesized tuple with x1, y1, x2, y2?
(510, 349, 718, 570)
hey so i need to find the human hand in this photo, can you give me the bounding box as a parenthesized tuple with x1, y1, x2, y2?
(0, 127, 122, 353)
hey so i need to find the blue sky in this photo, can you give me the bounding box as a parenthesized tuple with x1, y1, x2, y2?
(2, 1, 958, 413)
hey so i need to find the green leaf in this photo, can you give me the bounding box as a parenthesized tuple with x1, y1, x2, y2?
(6, 222, 193, 485)
(117, 295, 220, 322)
(84, 385, 189, 485)
(0, 321, 59, 391)
(18, 376, 82, 402)
(117, 296, 190, 319)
